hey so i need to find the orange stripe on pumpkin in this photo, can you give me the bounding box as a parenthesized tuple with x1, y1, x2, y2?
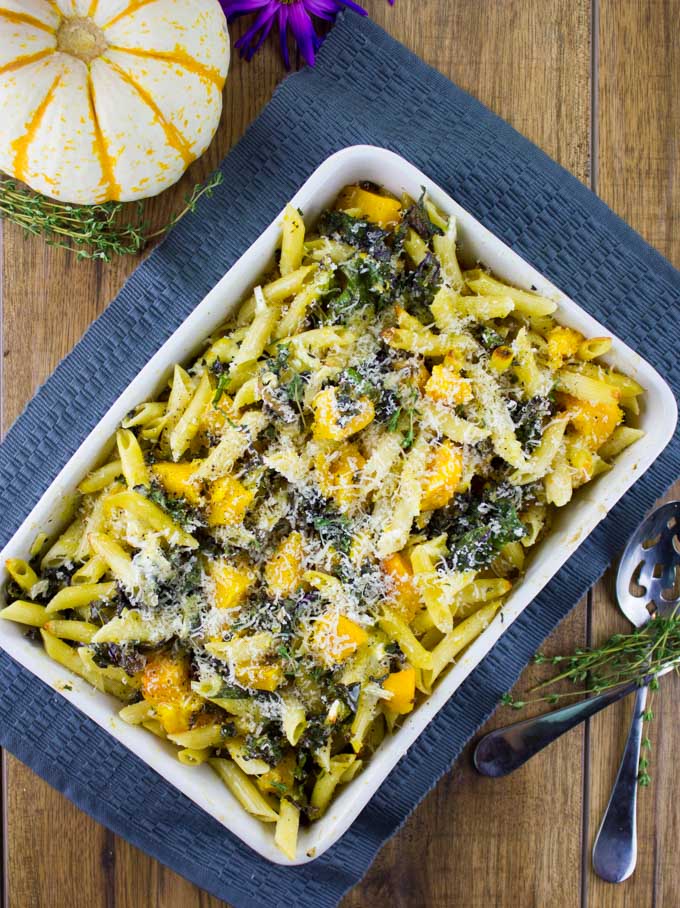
(0, 48, 54, 75)
(0, 8, 56, 33)
(87, 0, 99, 16)
(108, 44, 225, 90)
(105, 59, 194, 167)
(12, 73, 61, 183)
(101, 0, 159, 29)
(87, 72, 121, 201)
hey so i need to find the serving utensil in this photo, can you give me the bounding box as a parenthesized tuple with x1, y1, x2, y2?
(591, 500, 680, 882)
(474, 501, 680, 880)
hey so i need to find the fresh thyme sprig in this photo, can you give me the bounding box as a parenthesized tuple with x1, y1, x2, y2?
(501, 612, 680, 785)
(0, 171, 223, 262)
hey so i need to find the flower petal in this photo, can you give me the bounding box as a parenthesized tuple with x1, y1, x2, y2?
(234, 2, 278, 58)
(278, 5, 291, 70)
(287, 3, 319, 66)
(221, 0, 269, 20)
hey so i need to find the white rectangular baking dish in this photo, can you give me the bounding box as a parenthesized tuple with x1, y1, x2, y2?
(0, 146, 676, 865)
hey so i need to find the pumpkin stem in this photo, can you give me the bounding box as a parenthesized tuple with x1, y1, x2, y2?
(56, 17, 108, 64)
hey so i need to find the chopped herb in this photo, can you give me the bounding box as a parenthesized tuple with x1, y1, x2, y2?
(269, 344, 292, 377)
(210, 358, 231, 405)
(216, 682, 252, 700)
(478, 326, 504, 350)
(387, 407, 402, 432)
(286, 372, 306, 405)
(312, 513, 353, 555)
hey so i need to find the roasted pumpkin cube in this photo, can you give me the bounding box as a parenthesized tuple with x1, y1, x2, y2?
(154, 703, 193, 735)
(315, 443, 366, 509)
(152, 461, 202, 505)
(265, 531, 304, 597)
(141, 652, 191, 705)
(207, 474, 254, 526)
(234, 662, 283, 692)
(560, 393, 623, 449)
(312, 613, 368, 665)
(383, 667, 416, 715)
(336, 185, 402, 228)
(420, 441, 464, 511)
(382, 551, 421, 623)
(547, 326, 584, 368)
(425, 353, 472, 405)
(210, 559, 255, 610)
(312, 387, 375, 441)
(141, 652, 199, 733)
(256, 751, 296, 796)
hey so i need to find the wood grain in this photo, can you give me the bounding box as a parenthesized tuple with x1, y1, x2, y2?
(586, 2, 680, 906)
(1, 1, 678, 906)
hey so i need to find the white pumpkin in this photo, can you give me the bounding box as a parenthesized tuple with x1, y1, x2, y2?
(0, 0, 230, 203)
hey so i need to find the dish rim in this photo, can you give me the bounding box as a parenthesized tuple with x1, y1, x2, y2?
(0, 144, 676, 865)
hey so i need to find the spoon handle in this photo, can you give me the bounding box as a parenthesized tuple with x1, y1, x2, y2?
(592, 684, 647, 883)
(473, 680, 640, 777)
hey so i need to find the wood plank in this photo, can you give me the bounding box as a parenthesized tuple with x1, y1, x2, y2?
(346, 1, 592, 906)
(1, 14, 284, 907)
(587, 1, 680, 905)
(1, 1, 592, 905)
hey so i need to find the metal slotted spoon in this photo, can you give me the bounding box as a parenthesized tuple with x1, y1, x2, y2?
(474, 501, 680, 881)
(592, 499, 680, 883)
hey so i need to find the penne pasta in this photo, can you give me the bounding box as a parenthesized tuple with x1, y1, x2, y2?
(274, 799, 300, 861)
(1, 181, 645, 859)
(279, 204, 306, 276)
(117, 429, 150, 488)
(210, 759, 279, 823)
(78, 459, 124, 494)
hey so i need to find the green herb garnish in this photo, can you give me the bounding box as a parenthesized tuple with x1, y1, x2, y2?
(0, 171, 223, 262)
(502, 613, 680, 785)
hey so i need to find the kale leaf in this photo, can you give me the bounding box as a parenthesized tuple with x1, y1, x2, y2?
(403, 192, 444, 240)
(292, 487, 354, 555)
(244, 730, 284, 766)
(399, 251, 441, 319)
(317, 210, 393, 262)
(91, 643, 146, 676)
(512, 396, 555, 453)
(326, 254, 393, 324)
(145, 483, 201, 530)
(299, 714, 332, 753)
(432, 482, 528, 572)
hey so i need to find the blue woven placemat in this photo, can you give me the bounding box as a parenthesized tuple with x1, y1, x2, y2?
(1, 13, 679, 908)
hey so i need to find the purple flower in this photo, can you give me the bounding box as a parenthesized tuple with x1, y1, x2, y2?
(221, 0, 394, 68)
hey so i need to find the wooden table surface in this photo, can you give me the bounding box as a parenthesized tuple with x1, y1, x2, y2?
(1, 1, 679, 905)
